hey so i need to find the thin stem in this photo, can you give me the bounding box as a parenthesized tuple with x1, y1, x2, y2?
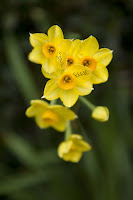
(79, 96, 96, 111)
(65, 121, 72, 140)
(50, 99, 57, 105)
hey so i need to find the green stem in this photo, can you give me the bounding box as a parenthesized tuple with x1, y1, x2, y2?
(79, 96, 96, 111)
(50, 99, 57, 105)
(65, 121, 72, 140)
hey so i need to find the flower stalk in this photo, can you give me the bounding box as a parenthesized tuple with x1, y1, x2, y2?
(65, 121, 72, 140)
(79, 96, 95, 111)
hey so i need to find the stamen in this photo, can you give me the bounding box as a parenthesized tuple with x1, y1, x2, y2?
(42, 43, 57, 58)
(58, 73, 76, 90)
(67, 57, 74, 67)
(79, 56, 97, 72)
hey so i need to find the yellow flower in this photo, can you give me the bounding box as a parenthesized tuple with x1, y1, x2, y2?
(66, 39, 81, 68)
(58, 134, 91, 163)
(42, 64, 93, 107)
(25, 100, 77, 131)
(28, 25, 71, 73)
(76, 36, 113, 84)
(92, 106, 109, 122)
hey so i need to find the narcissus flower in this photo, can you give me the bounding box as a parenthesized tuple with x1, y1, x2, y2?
(25, 100, 77, 131)
(76, 36, 113, 84)
(28, 25, 71, 73)
(58, 134, 91, 163)
(66, 39, 81, 68)
(42, 64, 93, 107)
(92, 106, 109, 122)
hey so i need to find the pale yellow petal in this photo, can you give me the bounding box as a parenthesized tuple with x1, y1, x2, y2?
(53, 51, 67, 70)
(28, 47, 45, 64)
(59, 89, 79, 107)
(52, 119, 66, 132)
(69, 39, 81, 57)
(58, 141, 73, 157)
(74, 140, 91, 152)
(93, 48, 113, 67)
(62, 151, 82, 163)
(42, 58, 56, 74)
(25, 100, 49, 117)
(77, 36, 99, 58)
(90, 63, 109, 84)
(65, 64, 92, 83)
(50, 105, 77, 120)
(58, 39, 72, 52)
(41, 67, 63, 79)
(75, 81, 93, 96)
(43, 79, 60, 100)
(48, 25, 64, 45)
(29, 33, 48, 47)
(35, 115, 49, 129)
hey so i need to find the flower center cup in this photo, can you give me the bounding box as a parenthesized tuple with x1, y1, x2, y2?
(58, 72, 76, 90)
(67, 57, 74, 67)
(79, 56, 97, 71)
(42, 110, 58, 125)
(42, 43, 57, 58)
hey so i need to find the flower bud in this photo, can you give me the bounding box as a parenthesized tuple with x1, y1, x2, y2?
(92, 106, 109, 122)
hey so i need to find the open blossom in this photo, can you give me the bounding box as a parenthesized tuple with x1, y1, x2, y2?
(25, 100, 77, 132)
(42, 64, 93, 107)
(66, 36, 113, 84)
(28, 25, 71, 73)
(58, 134, 91, 163)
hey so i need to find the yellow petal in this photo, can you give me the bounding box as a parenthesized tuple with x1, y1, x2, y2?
(42, 58, 56, 74)
(90, 63, 109, 84)
(62, 151, 82, 163)
(52, 119, 66, 132)
(29, 33, 48, 47)
(77, 36, 99, 58)
(59, 89, 79, 107)
(41, 67, 63, 79)
(65, 64, 92, 83)
(43, 79, 60, 100)
(35, 115, 49, 129)
(75, 81, 93, 96)
(53, 51, 67, 70)
(25, 100, 49, 117)
(28, 47, 44, 64)
(58, 39, 72, 52)
(74, 140, 91, 152)
(48, 25, 64, 45)
(93, 48, 113, 67)
(58, 141, 73, 157)
(92, 106, 109, 122)
(70, 134, 83, 140)
(50, 105, 77, 120)
(69, 39, 81, 57)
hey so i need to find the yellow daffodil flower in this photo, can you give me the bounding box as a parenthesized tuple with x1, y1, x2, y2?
(42, 64, 93, 107)
(25, 100, 77, 131)
(66, 39, 81, 68)
(92, 106, 109, 122)
(58, 134, 91, 163)
(28, 25, 71, 73)
(75, 36, 113, 84)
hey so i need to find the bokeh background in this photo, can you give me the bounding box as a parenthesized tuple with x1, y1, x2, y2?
(0, 0, 133, 199)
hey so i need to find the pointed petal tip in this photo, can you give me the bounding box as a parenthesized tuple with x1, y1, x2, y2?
(41, 96, 45, 99)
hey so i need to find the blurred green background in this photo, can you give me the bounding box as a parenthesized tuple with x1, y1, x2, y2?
(0, 0, 133, 199)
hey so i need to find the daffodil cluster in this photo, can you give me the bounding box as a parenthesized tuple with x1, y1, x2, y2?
(26, 25, 113, 163)
(29, 25, 112, 107)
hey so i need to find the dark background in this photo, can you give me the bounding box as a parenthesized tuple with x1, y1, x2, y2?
(0, 0, 133, 199)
